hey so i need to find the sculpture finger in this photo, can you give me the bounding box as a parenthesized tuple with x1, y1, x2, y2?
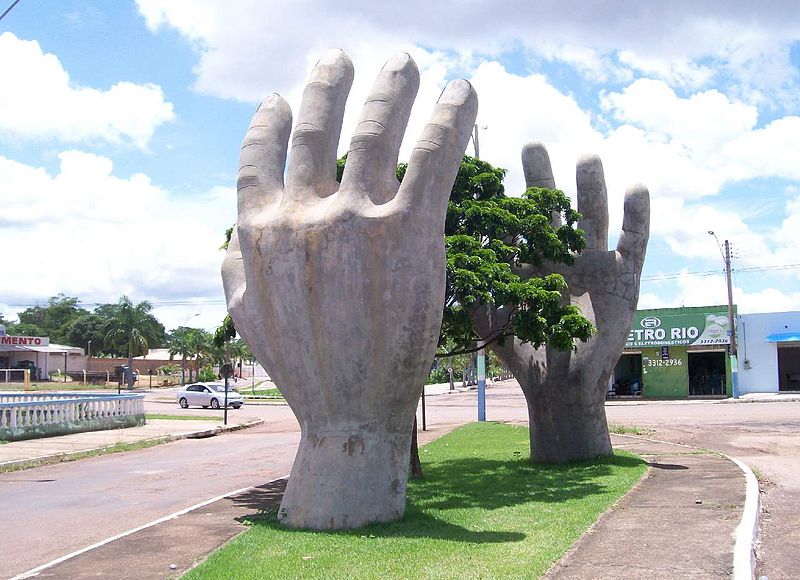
(286, 49, 354, 202)
(221, 227, 247, 317)
(521, 142, 561, 227)
(395, 79, 478, 221)
(340, 53, 419, 205)
(238, 94, 292, 224)
(616, 184, 650, 273)
(576, 154, 609, 251)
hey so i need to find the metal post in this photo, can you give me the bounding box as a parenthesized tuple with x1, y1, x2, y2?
(64, 352, 67, 383)
(224, 375, 229, 426)
(471, 122, 487, 421)
(421, 386, 427, 431)
(477, 349, 486, 421)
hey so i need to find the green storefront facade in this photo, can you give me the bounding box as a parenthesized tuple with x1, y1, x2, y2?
(612, 305, 735, 399)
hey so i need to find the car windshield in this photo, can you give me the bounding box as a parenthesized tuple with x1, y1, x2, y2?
(207, 384, 235, 392)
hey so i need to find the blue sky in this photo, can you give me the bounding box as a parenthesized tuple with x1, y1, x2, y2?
(1, 1, 799, 332)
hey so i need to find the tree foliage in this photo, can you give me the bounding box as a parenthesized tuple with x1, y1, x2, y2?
(104, 296, 165, 387)
(442, 156, 594, 353)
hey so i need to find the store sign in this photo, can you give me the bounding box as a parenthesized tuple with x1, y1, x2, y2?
(0, 335, 50, 347)
(627, 307, 732, 348)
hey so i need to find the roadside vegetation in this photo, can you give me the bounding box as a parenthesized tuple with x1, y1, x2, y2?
(186, 422, 646, 579)
(607, 423, 656, 437)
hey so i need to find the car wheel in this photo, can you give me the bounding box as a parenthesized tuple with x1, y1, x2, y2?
(211, 398, 220, 409)
(179, 398, 189, 409)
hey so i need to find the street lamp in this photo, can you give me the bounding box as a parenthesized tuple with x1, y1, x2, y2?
(180, 313, 200, 386)
(708, 231, 739, 398)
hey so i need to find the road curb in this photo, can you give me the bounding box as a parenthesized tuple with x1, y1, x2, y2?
(0, 418, 265, 472)
(613, 433, 759, 580)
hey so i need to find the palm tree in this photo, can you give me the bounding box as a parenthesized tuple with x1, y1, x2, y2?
(168, 326, 195, 386)
(104, 296, 156, 389)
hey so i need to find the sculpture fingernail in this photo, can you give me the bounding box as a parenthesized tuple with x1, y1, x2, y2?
(318, 48, 345, 66)
(257, 93, 281, 111)
(438, 79, 472, 105)
(382, 52, 412, 72)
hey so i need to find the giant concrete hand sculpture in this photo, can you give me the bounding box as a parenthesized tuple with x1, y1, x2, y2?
(222, 50, 478, 529)
(472, 143, 649, 463)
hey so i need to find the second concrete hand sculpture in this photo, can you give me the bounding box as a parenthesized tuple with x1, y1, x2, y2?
(222, 50, 478, 529)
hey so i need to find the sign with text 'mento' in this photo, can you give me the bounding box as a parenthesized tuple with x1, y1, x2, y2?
(0, 335, 50, 347)
(626, 306, 732, 348)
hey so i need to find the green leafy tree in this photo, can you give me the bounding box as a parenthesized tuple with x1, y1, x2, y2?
(64, 313, 109, 356)
(97, 300, 166, 357)
(13, 294, 88, 343)
(440, 156, 592, 356)
(168, 327, 213, 384)
(104, 296, 162, 388)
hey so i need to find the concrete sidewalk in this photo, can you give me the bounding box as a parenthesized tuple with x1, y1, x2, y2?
(0, 416, 264, 471)
(546, 434, 755, 579)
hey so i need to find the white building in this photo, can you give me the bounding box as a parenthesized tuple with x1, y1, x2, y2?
(738, 311, 800, 394)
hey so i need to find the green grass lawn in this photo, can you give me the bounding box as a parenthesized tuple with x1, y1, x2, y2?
(243, 386, 284, 399)
(186, 422, 647, 579)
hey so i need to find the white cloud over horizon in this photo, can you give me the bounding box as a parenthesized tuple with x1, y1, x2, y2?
(0, 32, 175, 149)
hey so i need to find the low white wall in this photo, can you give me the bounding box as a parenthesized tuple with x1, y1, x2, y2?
(0, 392, 145, 441)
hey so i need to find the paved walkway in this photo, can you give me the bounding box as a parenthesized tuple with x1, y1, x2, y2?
(546, 435, 750, 579)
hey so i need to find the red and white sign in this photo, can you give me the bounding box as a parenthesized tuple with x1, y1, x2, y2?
(0, 335, 50, 347)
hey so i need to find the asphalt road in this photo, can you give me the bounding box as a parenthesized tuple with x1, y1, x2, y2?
(1, 381, 797, 578)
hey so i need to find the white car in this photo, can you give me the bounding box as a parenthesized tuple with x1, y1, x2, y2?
(176, 382, 244, 410)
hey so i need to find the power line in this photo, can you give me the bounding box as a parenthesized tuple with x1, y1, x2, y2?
(0, 0, 23, 22)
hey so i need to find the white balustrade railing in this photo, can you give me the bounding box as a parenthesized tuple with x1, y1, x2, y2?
(0, 393, 145, 440)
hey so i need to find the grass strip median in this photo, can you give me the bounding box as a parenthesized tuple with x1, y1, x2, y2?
(186, 422, 647, 579)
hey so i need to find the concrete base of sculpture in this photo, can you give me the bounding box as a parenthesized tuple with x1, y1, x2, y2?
(279, 426, 412, 529)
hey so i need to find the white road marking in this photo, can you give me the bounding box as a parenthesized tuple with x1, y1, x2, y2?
(11, 474, 290, 579)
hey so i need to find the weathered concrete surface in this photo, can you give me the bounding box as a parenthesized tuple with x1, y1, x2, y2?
(472, 143, 650, 462)
(221, 50, 478, 529)
(546, 436, 743, 579)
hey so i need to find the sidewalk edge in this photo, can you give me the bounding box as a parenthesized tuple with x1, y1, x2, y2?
(722, 454, 760, 580)
(0, 418, 265, 472)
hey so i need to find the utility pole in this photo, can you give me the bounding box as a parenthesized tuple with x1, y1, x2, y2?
(724, 240, 737, 357)
(709, 231, 738, 398)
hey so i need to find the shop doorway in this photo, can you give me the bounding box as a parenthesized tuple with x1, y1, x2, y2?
(612, 353, 643, 396)
(688, 351, 726, 396)
(777, 344, 800, 391)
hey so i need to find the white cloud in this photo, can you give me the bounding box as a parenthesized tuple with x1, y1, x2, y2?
(0, 152, 234, 331)
(641, 272, 800, 314)
(134, 1, 800, 106)
(0, 32, 175, 149)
